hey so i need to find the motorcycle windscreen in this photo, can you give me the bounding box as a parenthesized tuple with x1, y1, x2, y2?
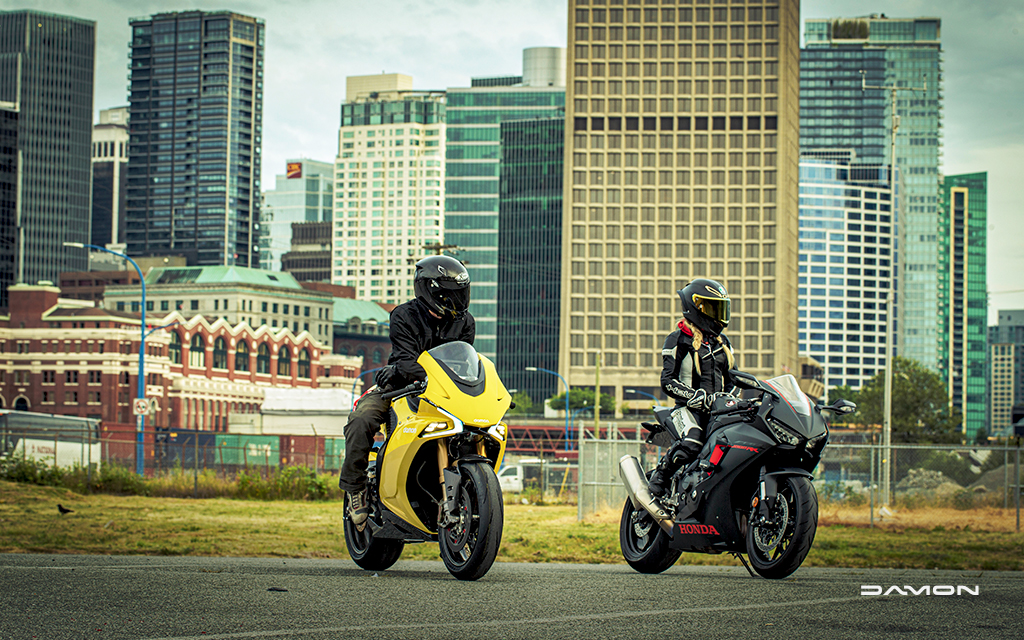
(762, 374, 812, 417)
(426, 341, 481, 383)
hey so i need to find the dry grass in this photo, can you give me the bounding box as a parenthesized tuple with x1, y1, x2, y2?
(819, 504, 1022, 532)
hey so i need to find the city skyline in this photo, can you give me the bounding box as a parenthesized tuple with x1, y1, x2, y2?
(9, 0, 1024, 323)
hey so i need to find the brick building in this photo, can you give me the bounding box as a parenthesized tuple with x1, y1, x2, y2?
(0, 284, 360, 430)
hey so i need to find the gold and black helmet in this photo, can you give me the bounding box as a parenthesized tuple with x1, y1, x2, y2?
(678, 278, 730, 337)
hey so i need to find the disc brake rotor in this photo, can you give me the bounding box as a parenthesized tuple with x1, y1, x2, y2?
(443, 486, 473, 553)
(632, 510, 654, 539)
(754, 495, 789, 553)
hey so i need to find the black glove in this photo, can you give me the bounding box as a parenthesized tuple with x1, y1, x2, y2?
(707, 391, 734, 411)
(686, 388, 708, 411)
(374, 364, 398, 390)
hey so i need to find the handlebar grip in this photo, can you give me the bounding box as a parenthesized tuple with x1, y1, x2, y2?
(381, 381, 423, 402)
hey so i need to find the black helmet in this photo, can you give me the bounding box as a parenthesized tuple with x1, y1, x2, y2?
(414, 255, 471, 321)
(678, 278, 730, 338)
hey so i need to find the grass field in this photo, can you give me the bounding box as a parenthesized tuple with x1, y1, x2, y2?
(1, 481, 1021, 571)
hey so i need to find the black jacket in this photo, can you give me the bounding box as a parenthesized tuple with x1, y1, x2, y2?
(661, 323, 733, 411)
(386, 298, 476, 388)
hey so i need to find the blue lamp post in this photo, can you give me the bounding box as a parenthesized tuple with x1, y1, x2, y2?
(625, 388, 658, 403)
(525, 366, 570, 451)
(351, 367, 382, 409)
(64, 242, 147, 475)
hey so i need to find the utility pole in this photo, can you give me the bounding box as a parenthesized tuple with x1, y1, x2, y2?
(860, 71, 927, 506)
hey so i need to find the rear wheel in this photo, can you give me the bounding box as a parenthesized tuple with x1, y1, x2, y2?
(343, 491, 404, 571)
(619, 498, 681, 574)
(438, 462, 503, 581)
(745, 476, 817, 579)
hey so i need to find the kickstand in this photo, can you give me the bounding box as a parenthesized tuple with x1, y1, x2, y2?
(731, 552, 757, 578)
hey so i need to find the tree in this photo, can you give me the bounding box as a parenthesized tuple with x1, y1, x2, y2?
(842, 356, 963, 444)
(548, 388, 616, 414)
(507, 391, 534, 416)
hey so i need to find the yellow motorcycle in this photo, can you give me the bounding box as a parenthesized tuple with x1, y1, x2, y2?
(343, 341, 511, 580)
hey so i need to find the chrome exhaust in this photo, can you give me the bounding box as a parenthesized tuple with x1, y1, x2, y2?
(619, 455, 673, 533)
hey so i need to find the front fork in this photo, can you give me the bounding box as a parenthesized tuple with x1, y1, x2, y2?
(437, 437, 488, 528)
(753, 466, 779, 523)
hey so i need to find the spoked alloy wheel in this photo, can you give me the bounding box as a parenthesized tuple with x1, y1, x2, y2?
(343, 491, 404, 571)
(619, 498, 681, 574)
(438, 462, 503, 581)
(745, 476, 818, 579)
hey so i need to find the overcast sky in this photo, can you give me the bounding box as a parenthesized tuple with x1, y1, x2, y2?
(8, 0, 1022, 321)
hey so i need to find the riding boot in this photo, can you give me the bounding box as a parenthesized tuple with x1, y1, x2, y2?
(648, 411, 705, 497)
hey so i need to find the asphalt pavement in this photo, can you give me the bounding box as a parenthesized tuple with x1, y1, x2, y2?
(1, 554, 1022, 639)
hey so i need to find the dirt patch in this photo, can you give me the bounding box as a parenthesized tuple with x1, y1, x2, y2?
(819, 505, 1020, 532)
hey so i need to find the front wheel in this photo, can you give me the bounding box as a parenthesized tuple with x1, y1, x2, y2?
(619, 498, 681, 574)
(745, 475, 818, 579)
(343, 491, 405, 571)
(438, 462, 503, 581)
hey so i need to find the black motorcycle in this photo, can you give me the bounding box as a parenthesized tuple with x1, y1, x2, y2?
(618, 370, 855, 579)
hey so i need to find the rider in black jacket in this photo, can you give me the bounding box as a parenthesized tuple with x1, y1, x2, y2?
(340, 256, 474, 526)
(648, 278, 736, 497)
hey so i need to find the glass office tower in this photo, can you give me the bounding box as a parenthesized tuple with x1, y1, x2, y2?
(0, 104, 16, 309)
(91, 107, 130, 248)
(125, 11, 265, 267)
(938, 172, 987, 441)
(803, 16, 942, 371)
(798, 151, 898, 392)
(261, 159, 333, 271)
(989, 310, 1024, 438)
(445, 47, 565, 358)
(496, 117, 564, 405)
(564, 1, 802, 407)
(0, 10, 94, 290)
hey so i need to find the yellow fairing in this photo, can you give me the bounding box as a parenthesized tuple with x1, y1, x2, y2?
(377, 343, 510, 534)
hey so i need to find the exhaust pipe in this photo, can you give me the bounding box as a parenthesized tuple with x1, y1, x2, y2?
(619, 455, 673, 533)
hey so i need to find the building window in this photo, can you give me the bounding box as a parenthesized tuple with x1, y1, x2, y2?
(65, 371, 79, 384)
(213, 337, 228, 369)
(189, 334, 206, 368)
(257, 343, 271, 374)
(236, 340, 250, 372)
(372, 349, 383, 364)
(298, 349, 311, 379)
(169, 332, 182, 364)
(278, 347, 292, 377)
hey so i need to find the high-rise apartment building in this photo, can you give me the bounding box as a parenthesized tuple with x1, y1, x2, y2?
(989, 310, 1024, 438)
(496, 117, 564, 405)
(938, 172, 987, 441)
(0, 11, 94, 291)
(332, 74, 446, 304)
(563, 1, 801, 407)
(125, 11, 265, 267)
(92, 106, 130, 248)
(802, 15, 942, 371)
(0, 102, 16, 310)
(261, 159, 333, 271)
(797, 151, 898, 392)
(446, 48, 566, 358)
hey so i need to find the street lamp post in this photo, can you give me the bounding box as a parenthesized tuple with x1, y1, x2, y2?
(64, 242, 147, 475)
(625, 388, 658, 403)
(525, 366, 570, 451)
(570, 405, 592, 441)
(351, 367, 383, 409)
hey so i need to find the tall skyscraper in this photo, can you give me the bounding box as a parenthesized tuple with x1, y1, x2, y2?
(802, 15, 942, 371)
(332, 74, 446, 304)
(0, 11, 94, 290)
(797, 151, 898, 392)
(563, 1, 801, 407)
(0, 102, 16, 310)
(125, 11, 265, 267)
(938, 172, 987, 440)
(92, 106, 130, 248)
(497, 117, 564, 405)
(989, 310, 1024, 438)
(260, 159, 333, 271)
(445, 48, 566, 358)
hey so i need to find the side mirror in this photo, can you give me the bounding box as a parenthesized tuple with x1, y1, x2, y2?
(825, 399, 857, 415)
(729, 369, 760, 390)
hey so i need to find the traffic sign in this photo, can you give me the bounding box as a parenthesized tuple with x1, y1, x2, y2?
(133, 398, 149, 416)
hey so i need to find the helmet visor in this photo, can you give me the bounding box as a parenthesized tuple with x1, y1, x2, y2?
(434, 285, 470, 317)
(692, 294, 730, 326)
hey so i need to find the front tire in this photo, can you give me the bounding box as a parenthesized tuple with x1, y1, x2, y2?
(438, 462, 503, 581)
(619, 498, 681, 574)
(343, 492, 404, 571)
(745, 476, 817, 579)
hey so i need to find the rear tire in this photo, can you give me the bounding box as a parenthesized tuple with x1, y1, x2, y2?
(619, 498, 681, 574)
(343, 492, 404, 571)
(438, 462, 503, 581)
(745, 476, 817, 579)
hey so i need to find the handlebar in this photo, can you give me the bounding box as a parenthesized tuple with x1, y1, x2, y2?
(381, 380, 425, 402)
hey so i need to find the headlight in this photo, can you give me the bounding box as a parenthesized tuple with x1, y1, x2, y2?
(417, 406, 464, 439)
(806, 428, 828, 450)
(424, 422, 450, 433)
(767, 418, 801, 446)
(487, 423, 507, 441)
